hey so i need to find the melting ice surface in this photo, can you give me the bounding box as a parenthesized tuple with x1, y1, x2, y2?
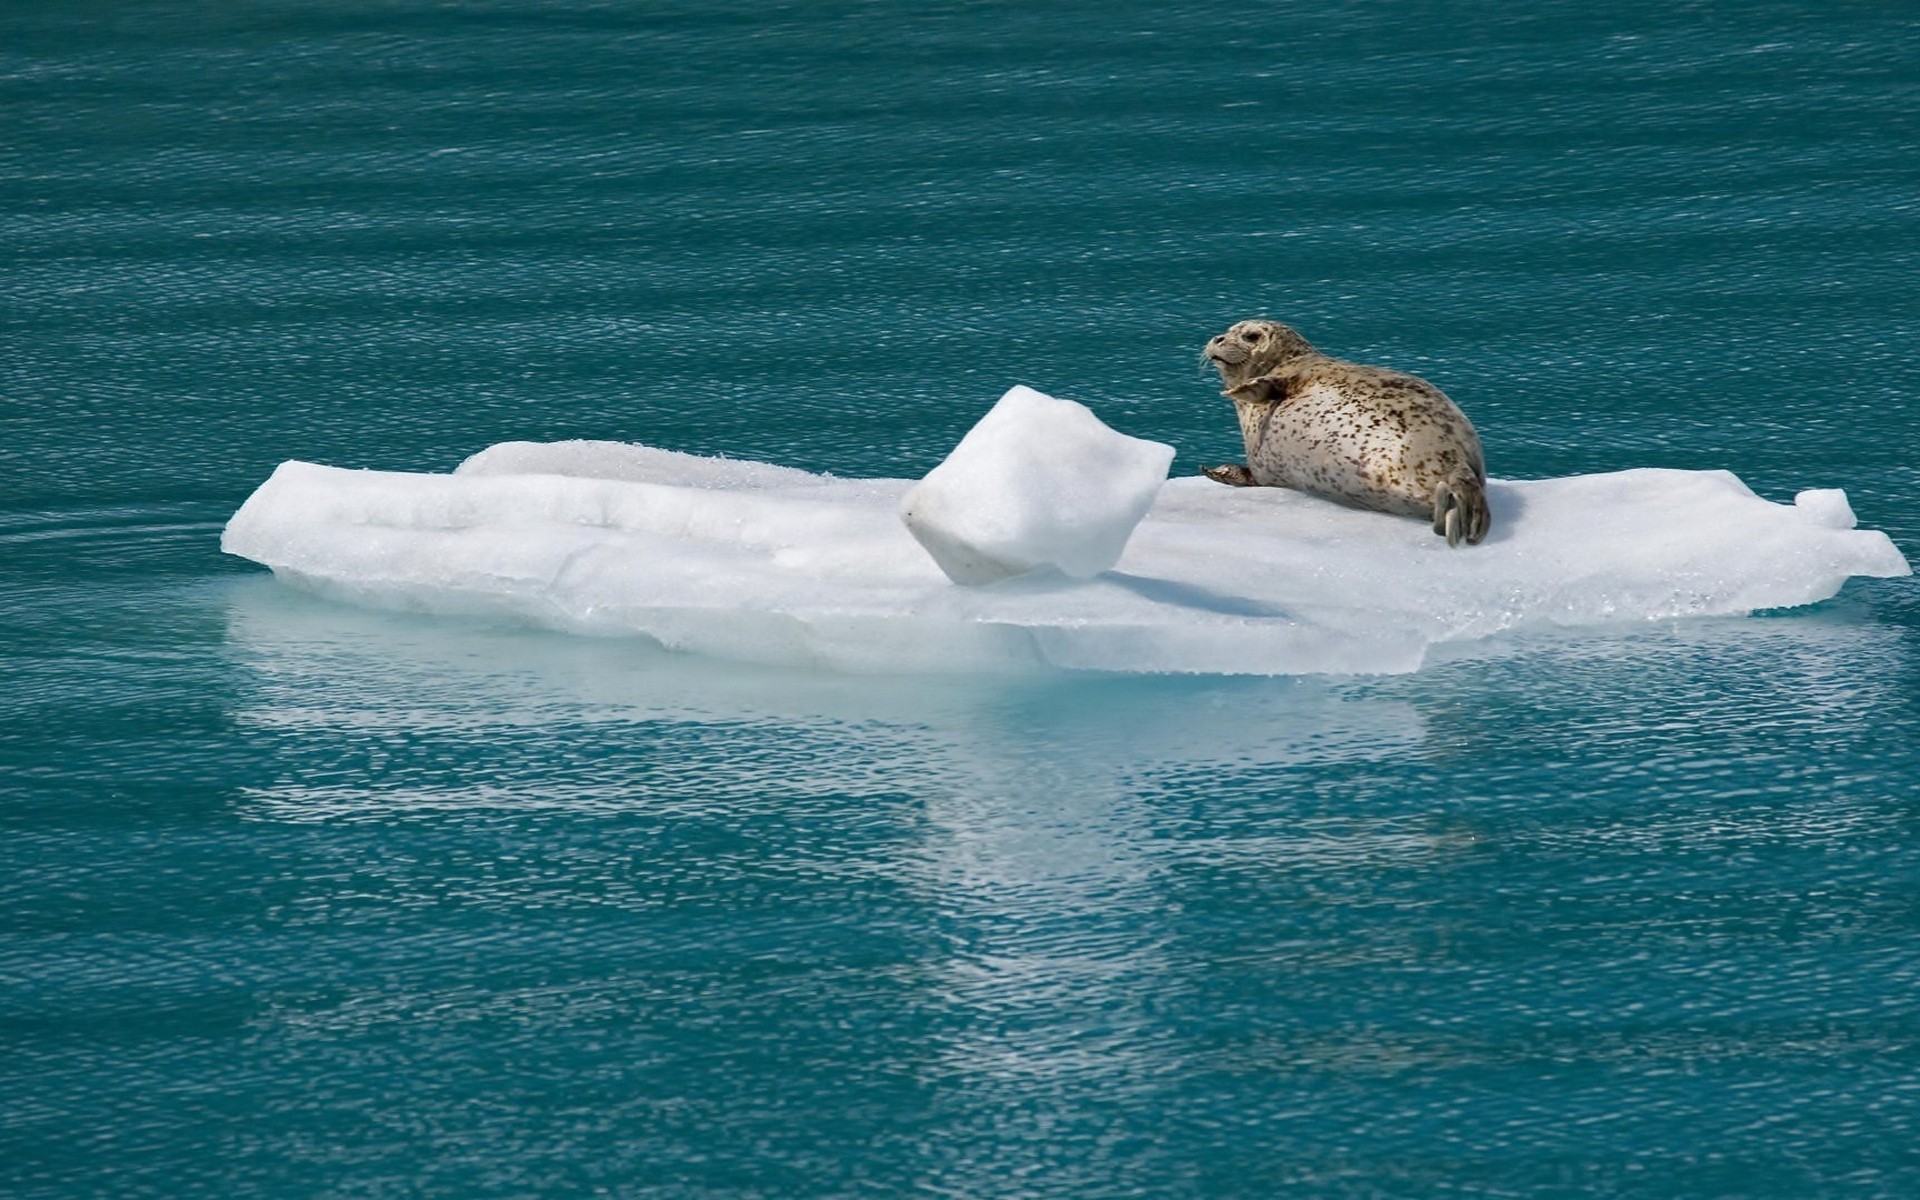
(222, 414, 1909, 677)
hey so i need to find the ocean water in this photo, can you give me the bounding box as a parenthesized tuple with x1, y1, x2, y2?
(5, 1, 1919, 1195)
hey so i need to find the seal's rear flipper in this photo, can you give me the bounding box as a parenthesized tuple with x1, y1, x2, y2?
(1203, 463, 1259, 487)
(1432, 472, 1490, 547)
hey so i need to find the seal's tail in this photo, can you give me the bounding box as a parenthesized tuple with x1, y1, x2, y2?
(1432, 470, 1490, 548)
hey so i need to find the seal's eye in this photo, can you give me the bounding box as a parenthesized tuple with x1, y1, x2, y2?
(1240, 331, 1261, 343)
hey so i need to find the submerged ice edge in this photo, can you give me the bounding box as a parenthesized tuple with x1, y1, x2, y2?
(267, 565, 1435, 678)
(222, 444, 1910, 678)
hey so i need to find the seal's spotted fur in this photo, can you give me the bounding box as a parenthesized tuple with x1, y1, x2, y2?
(1201, 319, 1491, 547)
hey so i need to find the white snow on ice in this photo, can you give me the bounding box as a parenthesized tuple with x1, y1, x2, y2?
(222, 388, 1910, 676)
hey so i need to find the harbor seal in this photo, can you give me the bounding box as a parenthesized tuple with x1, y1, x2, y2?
(1201, 319, 1491, 546)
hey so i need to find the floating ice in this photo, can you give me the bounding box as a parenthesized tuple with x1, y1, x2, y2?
(898, 386, 1175, 585)
(222, 424, 1909, 678)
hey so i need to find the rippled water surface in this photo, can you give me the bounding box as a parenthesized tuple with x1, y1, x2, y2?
(5, 2, 1919, 1196)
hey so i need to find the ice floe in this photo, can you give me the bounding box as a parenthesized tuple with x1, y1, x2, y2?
(222, 389, 1909, 676)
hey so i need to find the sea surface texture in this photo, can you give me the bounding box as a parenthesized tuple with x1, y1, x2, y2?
(5, 2, 1919, 1196)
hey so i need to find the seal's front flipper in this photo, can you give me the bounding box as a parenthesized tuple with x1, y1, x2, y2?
(1203, 463, 1258, 487)
(1432, 471, 1491, 547)
(1223, 373, 1292, 403)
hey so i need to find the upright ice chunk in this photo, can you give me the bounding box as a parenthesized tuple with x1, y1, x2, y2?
(1793, 488, 1857, 530)
(898, 386, 1176, 585)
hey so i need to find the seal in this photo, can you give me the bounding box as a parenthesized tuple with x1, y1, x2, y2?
(1200, 319, 1491, 546)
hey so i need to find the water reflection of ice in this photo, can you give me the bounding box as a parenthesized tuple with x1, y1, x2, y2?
(221, 574, 1426, 1187)
(217, 574, 1917, 1190)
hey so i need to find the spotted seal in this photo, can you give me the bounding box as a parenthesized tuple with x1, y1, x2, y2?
(1200, 319, 1491, 547)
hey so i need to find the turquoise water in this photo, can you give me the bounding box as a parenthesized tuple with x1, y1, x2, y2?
(6, 2, 1919, 1195)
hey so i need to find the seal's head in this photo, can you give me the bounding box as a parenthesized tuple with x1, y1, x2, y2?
(1203, 319, 1317, 389)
